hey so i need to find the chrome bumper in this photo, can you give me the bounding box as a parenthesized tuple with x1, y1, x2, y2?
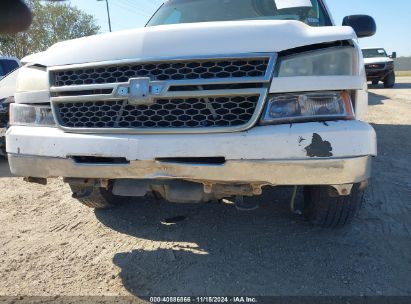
(8, 154, 372, 186)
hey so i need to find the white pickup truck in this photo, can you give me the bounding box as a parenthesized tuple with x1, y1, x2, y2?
(7, 0, 377, 228)
(363, 47, 396, 88)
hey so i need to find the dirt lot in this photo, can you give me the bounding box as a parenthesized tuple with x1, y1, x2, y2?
(0, 78, 410, 297)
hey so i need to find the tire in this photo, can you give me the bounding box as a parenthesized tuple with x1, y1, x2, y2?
(69, 184, 123, 209)
(371, 81, 379, 85)
(384, 71, 395, 88)
(303, 184, 364, 228)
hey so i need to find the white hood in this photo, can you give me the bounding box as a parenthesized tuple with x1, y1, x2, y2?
(364, 57, 393, 64)
(23, 20, 357, 67)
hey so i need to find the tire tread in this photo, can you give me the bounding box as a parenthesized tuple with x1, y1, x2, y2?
(384, 71, 395, 88)
(304, 184, 363, 228)
(70, 185, 118, 209)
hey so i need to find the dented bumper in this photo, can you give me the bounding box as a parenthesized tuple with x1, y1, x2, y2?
(8, 154, 372, 186)
(6, 120, 376, 185)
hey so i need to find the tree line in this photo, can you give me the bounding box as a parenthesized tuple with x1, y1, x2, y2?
(0, 0, 100, 59)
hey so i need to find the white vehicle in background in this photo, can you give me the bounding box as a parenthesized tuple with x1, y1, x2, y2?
(362, 47, 396, 88)
(0, 58, 20, 156)
(0, 56, 20, 80)
(7, 0, 378, 228)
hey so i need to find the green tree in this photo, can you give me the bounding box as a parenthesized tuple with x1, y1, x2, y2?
(0, 0, 100, 58)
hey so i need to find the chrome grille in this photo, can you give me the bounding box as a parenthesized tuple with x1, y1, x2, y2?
(56, 95, 259, 129)
(365, 63, 386, 70)
(53, 58, 270, 87)
(50, 54, 277, 133)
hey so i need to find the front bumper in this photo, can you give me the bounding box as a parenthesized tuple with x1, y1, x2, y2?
(365, 68, 391, 81)
(8, 154, 372, 186)
(6, 120, 377, 185)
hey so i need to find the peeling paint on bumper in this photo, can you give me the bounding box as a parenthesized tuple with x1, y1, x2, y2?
(6, 120, 376, 185)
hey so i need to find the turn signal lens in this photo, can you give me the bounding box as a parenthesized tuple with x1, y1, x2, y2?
(10, 103, 55, 127)
(261, 91, 354, 124)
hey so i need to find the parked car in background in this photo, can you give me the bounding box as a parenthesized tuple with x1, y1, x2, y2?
(0, 56, 20, 80)
(362, 48, 396, 88)
(0, 68, 19, 156)
(7, 0, 378, 228)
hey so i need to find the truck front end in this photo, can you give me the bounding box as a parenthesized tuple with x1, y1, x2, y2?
(7, 0, 377, 227)
(362, 48, 396, 88)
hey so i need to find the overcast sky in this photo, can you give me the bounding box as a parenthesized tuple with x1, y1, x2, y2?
(69, 0, 411, 57)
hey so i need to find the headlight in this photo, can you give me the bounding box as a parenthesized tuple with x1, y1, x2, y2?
(277, 47, 357, 77)
(11, 65, 54, 126)
(386, 61, 394, 69)
(260, 91, 354, 124)
(15, 65, 50, 104)
(16, 65, 48, 92)
(10, 103, 55, 127)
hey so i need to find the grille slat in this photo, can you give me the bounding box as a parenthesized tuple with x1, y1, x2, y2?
(53, 59, 270, 87)
(56, 96, 259, 129)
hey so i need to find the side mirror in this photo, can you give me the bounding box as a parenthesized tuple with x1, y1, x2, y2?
(390, 52, 397, 59)
(342, 15, 376, 38)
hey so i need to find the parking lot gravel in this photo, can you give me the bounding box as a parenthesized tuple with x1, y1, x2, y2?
(0, 78, 410, 297)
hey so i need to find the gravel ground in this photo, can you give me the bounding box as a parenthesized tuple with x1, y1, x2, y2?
(0, 78, 410, 297)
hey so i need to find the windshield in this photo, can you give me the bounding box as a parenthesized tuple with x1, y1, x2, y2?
(147, 0, 331, 27)
(362, 49, 388, 58)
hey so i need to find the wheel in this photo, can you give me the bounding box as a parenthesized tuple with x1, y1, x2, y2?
(69, 184, 124, 209)
(384, 71, 395, 88)
(303, 184, 364, 228)
(371, 81, 379, 85)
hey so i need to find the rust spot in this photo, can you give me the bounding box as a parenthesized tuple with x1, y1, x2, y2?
(305, 133, 333, 157)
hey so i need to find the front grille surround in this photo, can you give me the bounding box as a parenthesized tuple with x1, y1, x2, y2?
(49, 53, 276, 134)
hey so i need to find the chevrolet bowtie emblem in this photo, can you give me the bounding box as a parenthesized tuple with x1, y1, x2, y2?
(115, 77, 166, 105)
